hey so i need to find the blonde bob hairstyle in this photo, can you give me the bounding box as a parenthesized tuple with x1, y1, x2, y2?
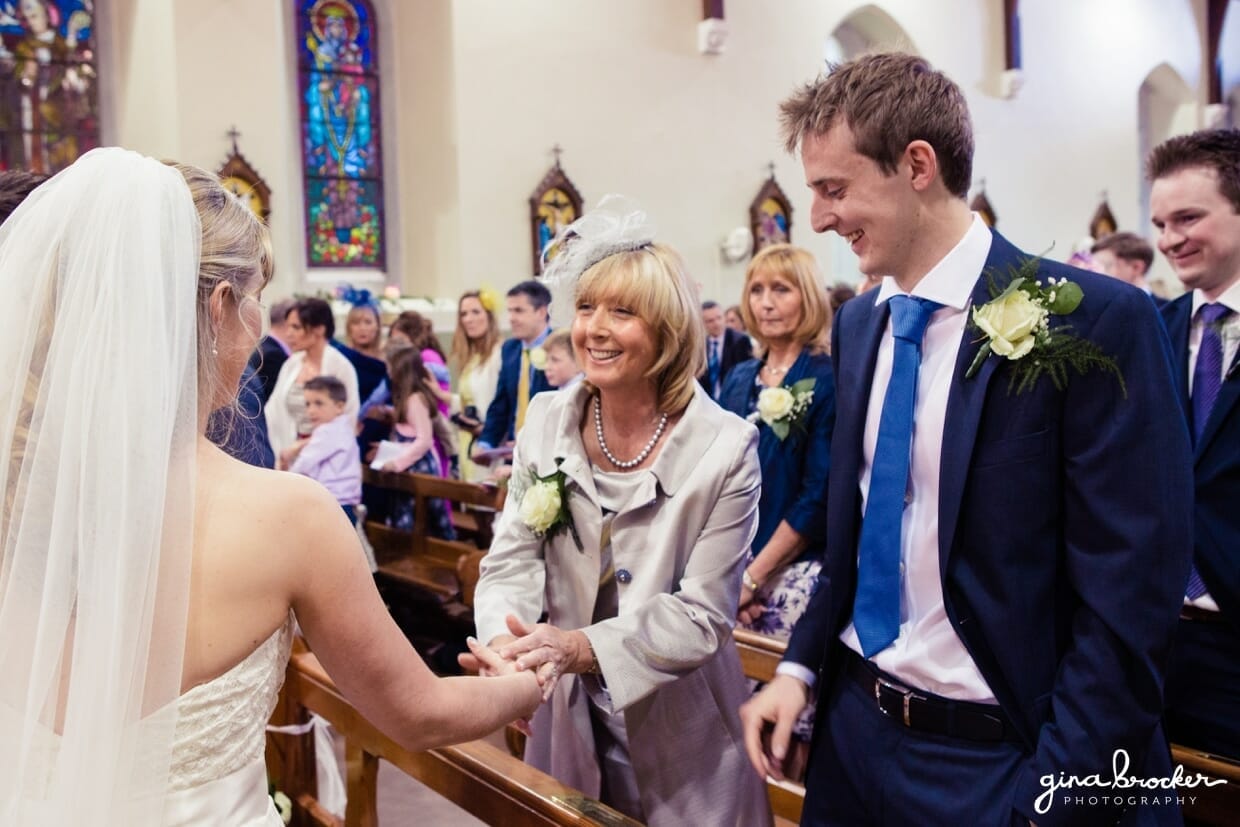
(574, 243, 704, 414)
(739, 244, 830, 356)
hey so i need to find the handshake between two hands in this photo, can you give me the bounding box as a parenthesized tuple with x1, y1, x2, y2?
(459, 614, 593, 734)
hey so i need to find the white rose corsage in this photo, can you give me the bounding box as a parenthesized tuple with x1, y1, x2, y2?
(966, 259, 1125, 397)
(517, 457, 582, 551)
(528, 346, 548, 371)
(747, 378, 815, 440)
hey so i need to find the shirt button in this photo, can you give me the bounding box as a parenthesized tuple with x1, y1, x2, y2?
(899, 562, 906, 576)
(616, 568, 632, 584)
(904, 491, 913, 505)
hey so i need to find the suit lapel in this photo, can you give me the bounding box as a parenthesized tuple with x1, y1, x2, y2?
(836, 297, 889, 537)
(937, 237, 1012, 578)
(1162, 297, 1192, 419)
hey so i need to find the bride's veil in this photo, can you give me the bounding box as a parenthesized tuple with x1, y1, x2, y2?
(0, 148, 201, 823)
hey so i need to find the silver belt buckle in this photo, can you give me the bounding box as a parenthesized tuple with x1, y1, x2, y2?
(874, 675, 913, 726)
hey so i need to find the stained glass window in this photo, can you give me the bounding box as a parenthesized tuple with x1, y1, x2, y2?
(297, 0, 385, 268)
(0, 0, 100, 174)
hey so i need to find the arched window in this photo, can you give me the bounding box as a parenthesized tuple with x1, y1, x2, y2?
(296, 0, 386, 269)
(0, 0, 100, 173)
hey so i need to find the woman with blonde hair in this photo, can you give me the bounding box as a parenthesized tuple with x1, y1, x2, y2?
(344, 301, 384, 360)
(718, 243, 836, 767)
(449, 289, 502, 481)
(0, 150, 540, 823)
(468, 197, 771, 826)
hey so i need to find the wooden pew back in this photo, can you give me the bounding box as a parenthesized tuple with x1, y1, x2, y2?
(269, 647, 640, 827)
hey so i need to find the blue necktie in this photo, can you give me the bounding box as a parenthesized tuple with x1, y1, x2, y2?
(853, 295, 942, 657)
(1186, 303, 1231, 599)
(708, 338, 720, 392)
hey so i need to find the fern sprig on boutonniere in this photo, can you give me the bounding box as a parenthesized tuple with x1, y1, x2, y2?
(965, 256, 1126, 397)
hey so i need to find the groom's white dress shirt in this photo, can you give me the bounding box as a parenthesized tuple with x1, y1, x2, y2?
(779, 214, 998, 703)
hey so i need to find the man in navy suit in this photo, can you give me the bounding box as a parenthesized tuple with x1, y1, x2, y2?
(1091, 232, 1166, 308)
(701, 300, 752, 398)
(1150, 129, 1240, 763)
(740, 53, 1192, 826)
(249, 298, 295, 403)
(473, 280, 554, 457)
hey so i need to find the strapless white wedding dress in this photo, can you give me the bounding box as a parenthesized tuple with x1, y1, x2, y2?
(162, 613, 295, 825)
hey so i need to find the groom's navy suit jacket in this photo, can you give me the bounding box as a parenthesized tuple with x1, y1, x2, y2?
(1162, 295, 1240, 626)
(786, 231, 1193, 826)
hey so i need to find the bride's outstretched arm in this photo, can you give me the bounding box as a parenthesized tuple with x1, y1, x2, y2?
(282, 479, 541, 752)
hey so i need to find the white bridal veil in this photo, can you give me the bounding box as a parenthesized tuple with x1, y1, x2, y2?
(0, 149, 201, 823)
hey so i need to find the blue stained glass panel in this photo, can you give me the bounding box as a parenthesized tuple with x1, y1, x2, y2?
(297, 0, 385, 268)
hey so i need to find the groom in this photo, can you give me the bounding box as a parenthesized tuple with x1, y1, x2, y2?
(740, 53, 1193, 826)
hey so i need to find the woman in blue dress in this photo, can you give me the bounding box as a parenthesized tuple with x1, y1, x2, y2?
(718, 244, 836, 751)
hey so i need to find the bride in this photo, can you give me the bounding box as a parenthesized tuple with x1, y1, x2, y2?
(0, 149, 541, 825)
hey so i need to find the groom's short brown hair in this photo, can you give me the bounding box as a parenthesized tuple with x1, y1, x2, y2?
(779, 52, 974, 199)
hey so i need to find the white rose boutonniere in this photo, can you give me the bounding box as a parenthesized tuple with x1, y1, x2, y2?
(966, 258, 1125, 396)
(748, 378, 815, 440)
(528, 346, 548, 371)
(519, 457, 583, 551)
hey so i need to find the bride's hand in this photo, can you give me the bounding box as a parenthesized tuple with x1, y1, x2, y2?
(457, 634, 517, 676)
(465, 637, 539, 733)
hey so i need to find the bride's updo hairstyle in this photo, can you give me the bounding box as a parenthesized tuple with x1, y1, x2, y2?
(574, 242, 705, 414)
(167, 163, 274, 412)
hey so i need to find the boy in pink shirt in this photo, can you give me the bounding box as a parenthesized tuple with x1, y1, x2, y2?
(282, 375, 362, 523)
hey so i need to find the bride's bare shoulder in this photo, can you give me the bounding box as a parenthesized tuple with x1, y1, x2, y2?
(197, 446, 347, 536)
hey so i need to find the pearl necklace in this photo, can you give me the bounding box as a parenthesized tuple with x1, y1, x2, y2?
(594, 395, 668, 469)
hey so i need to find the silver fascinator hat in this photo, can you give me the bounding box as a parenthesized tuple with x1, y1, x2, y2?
(540, 194, 656, 328)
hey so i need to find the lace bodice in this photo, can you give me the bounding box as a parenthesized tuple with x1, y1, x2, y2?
(169, 614, 294, 791)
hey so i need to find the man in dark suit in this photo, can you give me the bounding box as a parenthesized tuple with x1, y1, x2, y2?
(740, 53, 1192, 826)
(1150, 129, 1240, 763)
(249, 298, 296, 403)
(700, 300, 752, 398)
(473, 280, 554, 457)
(1091, 231, 1166, 307)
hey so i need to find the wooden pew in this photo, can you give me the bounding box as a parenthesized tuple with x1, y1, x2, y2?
(269, 645, 640, 827)
(1170, 745, 1240, 826)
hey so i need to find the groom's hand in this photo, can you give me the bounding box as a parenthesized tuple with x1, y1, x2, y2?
(739, 673, 809, 782)
(457, 633, 518, 675)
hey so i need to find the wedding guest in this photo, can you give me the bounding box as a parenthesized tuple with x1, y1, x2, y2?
(828, 282, 856, 314)
(206, 364, 274, 469)
(541, 329, 583, 389)
(250, 298, 295, 403)
(1150, 128, 1240, 763)
(468, 197, 771, 826)
(266, 297, 360, 458)
(282, 375, 362, 524)
(741, 53, 1191, 826)
(1091, 231, 1163, 306)
(0, 168, 47, 223)
(700, 299, 752, 398)
(345, 300, 384, 360)
(472, 280, 554, 458)
(381, 346, 455, 537)
(718, 245, 836, 770)
(725, 303, 747, 333)
(449, 289, 503, 482)
(0, 150, 540, 823)
(388, 310, 454, 476)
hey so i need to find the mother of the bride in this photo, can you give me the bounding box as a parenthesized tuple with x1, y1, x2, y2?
(470, 197, 772, 827)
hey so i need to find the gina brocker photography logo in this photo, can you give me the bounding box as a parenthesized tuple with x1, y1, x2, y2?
(1035, 749, 1228, 815)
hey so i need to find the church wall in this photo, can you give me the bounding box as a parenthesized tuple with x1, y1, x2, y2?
(100, 0, 1211, 308)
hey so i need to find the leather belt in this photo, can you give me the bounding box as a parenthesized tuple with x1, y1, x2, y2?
(1180, 605, 1225, 624)
(843, 649, 1020, 743)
